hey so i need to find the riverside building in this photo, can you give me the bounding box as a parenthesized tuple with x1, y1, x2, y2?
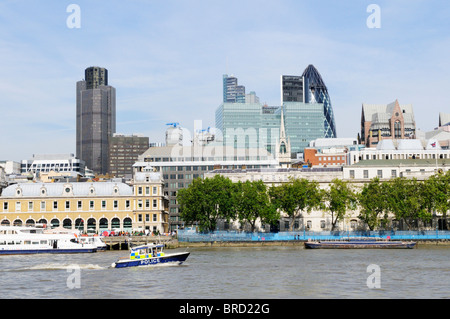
(108, 133, 149, 178)
(0, 170, 168, 234)
(20, 154, 85, 177)
(360, 99, 416, 148)
(137, 144, 278, 231)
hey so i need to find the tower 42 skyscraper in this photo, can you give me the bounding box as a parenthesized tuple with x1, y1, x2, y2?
(76, 66, 116, 175)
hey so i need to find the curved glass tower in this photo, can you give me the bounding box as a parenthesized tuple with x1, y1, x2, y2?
(302, 64, 337, 138)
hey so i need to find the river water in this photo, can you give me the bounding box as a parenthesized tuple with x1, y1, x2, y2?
(0, 245, 449, 299)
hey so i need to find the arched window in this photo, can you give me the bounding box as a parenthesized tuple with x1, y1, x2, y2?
(123, 217, 132, 231)
(394, 121, 401, 139)
(75, 218, 84, 231)
(280, 142, 286, 154)
(63, 218, 72, 229)
(87, 218, 96, 232)
(51, 218, 60, 228)
(99, 218, 109, 230)
(111, 217, 120, 230)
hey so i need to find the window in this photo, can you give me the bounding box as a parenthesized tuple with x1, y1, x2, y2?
(153, 199, 157, 209)
(3, 202, 8, 211)
(145, 187, 150, 195)
(101, 200, 106, 209)
(137, 187, 142, 195)
(152, 187, 157, 195)
(28, 201, 33, 211)
(53, 201, 58, 210)
(320, 220, 326, 229)
(89, 200, 94, 210)
(153, 214, 157, 222)
(145, 199, 150, 208)
(125, 200, 130, 209)
(65, 201, 70, 210)
(391, 170, 397, 178)
(363, 170, 369, 178)
(113, 200, 118, 209)
(138, 214, 142, 222)
(77, 200, 82, 210)
(394, 121, 401, 139)
(41, 201, 46, 211)
(138, 200, 143, 209)
(349, 170, 355, 179)
(377, 170, 383, 178)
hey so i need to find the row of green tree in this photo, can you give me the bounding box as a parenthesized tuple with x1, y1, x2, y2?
(177, 171, 450, 232)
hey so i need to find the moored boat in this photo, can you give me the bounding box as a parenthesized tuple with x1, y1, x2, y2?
(304, 237, 416, 249)
(0, 226, 97, 255)
(111, 243, 189, 268)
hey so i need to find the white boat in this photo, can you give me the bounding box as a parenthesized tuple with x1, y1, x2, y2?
(111, 243, 189, 268)
(0, 226, 97, 255)
(44, 226, 107, 251)
(79, 236, 107, 251)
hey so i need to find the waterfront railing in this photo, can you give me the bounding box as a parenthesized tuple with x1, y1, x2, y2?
(178, 230, 450, 242)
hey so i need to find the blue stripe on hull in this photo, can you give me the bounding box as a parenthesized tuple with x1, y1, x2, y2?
(114, 253, 190, 268)
(0, 248, 97, 255)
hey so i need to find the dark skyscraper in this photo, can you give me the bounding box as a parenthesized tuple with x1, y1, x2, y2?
(76, 66, 116, 174)
(281, 75, 304, 102)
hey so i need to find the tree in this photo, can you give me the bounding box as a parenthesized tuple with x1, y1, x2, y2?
(423, 171, 450, 229)
(385, 177, 431, 230)
(233, 180, 279, 232)
(177, 175, 235, 232)
(268, 178, 323, 231)
(357, 178, 390, 230)
(323, 179, 356, 231)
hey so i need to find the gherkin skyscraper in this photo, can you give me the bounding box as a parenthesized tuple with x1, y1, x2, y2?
(302, 64, 337, 138)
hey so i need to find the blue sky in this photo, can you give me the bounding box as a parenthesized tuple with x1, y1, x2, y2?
(1, 0, 449, 161)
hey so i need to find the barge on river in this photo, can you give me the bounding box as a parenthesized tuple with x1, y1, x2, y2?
(111, 243, 190, 268)
(304, 237, 416, 249)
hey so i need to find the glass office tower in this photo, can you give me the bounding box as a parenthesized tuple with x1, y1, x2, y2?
(76, 67, 116, 174)
(216, 102, 325, 155)
(302, 64, 337, 138)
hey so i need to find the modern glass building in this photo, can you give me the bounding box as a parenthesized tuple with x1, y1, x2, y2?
(216, 102, 325, 155)
(216, 65, 335, 156)
(223, 74, 245, 103)
(302, 64, 337, 138)
(76, 66, 116, 175)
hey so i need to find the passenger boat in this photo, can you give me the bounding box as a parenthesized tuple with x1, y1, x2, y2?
(79, 236, 107, 251)
(0, 226, 97, 255)
(44, 226, 107, 251)
(304, 237, 416, 249)
(111, 243, 190, 268)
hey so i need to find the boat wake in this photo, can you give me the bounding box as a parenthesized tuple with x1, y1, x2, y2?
(5, 263, 106, 272)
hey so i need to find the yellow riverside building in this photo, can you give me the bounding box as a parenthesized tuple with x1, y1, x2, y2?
(0, 171, 169, 234)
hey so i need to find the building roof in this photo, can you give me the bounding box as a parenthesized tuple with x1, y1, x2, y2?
(1, 182, 133, 198)
(440, 112, 450, 127)
(362, 100, 414, 123)
(349, 159, 449, 167)
(139, 145, 275, 160)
